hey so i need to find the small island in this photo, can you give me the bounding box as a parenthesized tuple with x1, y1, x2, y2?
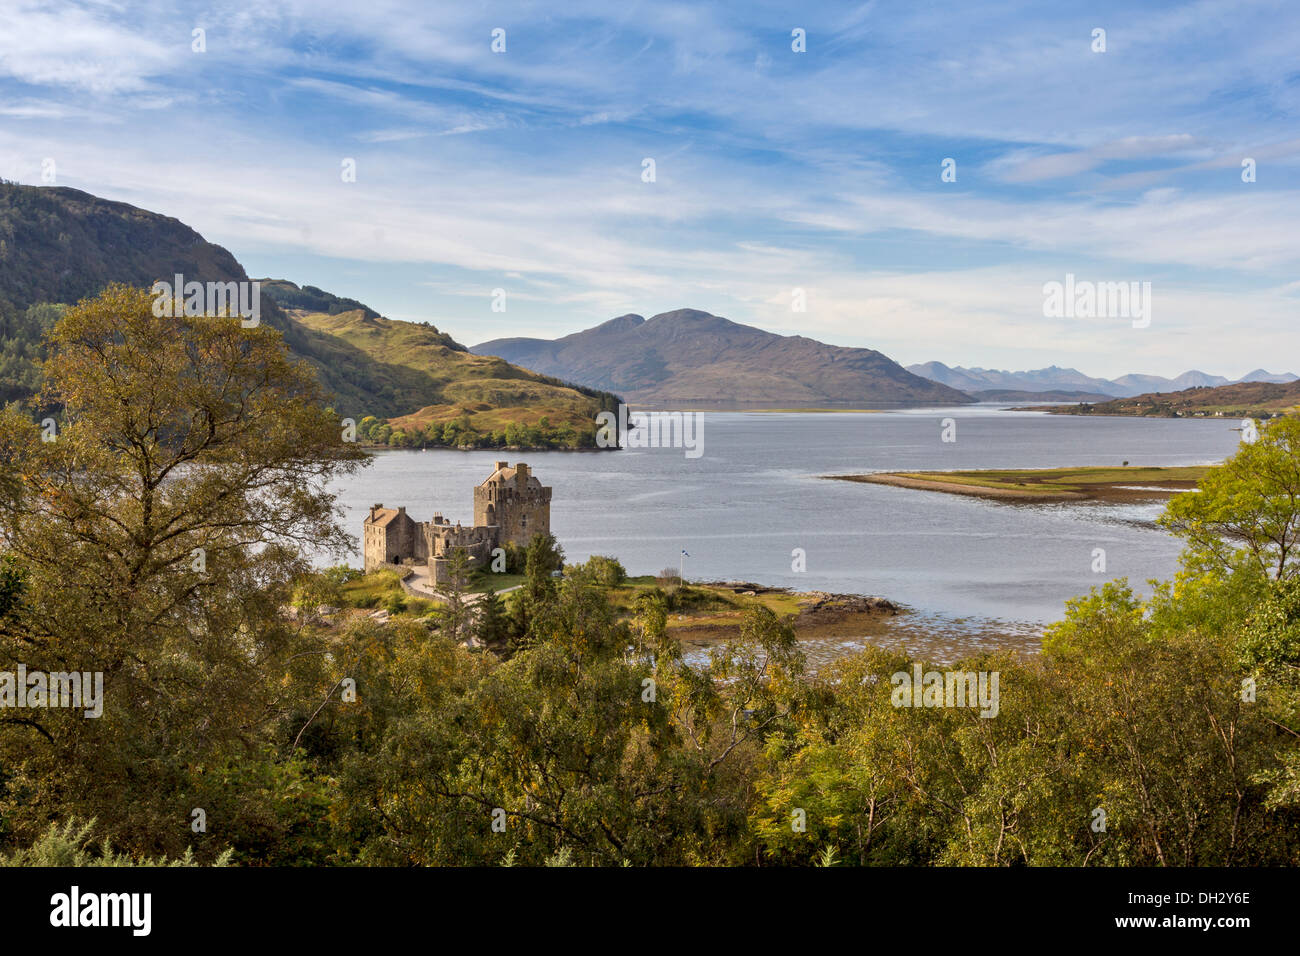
(827, 465, 1209, 503)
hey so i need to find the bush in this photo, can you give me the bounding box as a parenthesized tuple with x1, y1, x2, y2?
(0, 819, 233, 867)
(404, 597, 434, 617)
(323, 565, 363, 587)
(583, 555, 627, 587)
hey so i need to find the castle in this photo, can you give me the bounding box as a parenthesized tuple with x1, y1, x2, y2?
(363, 462, 551, 585)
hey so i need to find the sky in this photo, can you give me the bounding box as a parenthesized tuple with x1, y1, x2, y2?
(1, 0, 1298, 379)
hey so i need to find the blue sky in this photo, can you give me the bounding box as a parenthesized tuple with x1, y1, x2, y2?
(1, 0, 1298, 378)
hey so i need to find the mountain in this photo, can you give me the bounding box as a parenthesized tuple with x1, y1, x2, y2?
(472, 309, 972, 405)
(1111, 371, 1233, 393)
(906, 362, 1119, 396)
(972, 388, 1115, 403)
(908, 361, 1298, 398)
(0, 182, 616, 441)
(1237, 369, 1300, 384)
(1172, 370, 1233, 389)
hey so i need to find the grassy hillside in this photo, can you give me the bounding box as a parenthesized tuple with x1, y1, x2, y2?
(0, 182, 618, 444)
(288, 306, 619, 445)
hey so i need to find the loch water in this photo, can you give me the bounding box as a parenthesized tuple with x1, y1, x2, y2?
(326, 405, 1241, 659)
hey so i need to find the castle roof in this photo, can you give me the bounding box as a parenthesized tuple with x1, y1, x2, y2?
(481, 461, 543, 489)
(364, 506, 409, 528)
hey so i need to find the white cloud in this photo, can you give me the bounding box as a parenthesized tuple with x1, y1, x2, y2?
(0, 1, 179, 93)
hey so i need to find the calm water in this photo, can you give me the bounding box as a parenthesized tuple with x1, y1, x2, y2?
(327, 406, 1240, 638)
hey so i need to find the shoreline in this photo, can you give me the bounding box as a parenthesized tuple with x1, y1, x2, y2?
(674, 582, 1042, 667)
(665, 580, 905, 646)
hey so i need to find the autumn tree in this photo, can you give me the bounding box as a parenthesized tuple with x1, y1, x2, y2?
(0, 283, 366, 856)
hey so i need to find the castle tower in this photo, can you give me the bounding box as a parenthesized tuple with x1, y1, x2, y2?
(474, 461, 551, 548)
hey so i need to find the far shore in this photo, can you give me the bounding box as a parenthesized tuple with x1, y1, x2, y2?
(625, 405, 889, 413)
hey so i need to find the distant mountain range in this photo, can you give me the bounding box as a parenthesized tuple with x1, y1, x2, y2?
(907, 362, 1298, 399)
(969, 388, 1116, 403)
(471, 310, 970, 405)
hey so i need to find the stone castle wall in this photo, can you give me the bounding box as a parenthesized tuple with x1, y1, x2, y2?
(362, 506, 424, 571)
(474, 462, 552, 549)
(363, 463, 550, 584)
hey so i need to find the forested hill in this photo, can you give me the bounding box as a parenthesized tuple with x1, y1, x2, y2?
(0, 182, 617, 439)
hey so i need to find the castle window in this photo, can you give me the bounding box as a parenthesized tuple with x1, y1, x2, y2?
(521, 515, 527, 529)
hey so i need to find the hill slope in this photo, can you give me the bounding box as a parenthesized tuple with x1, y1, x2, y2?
(474, 309, 971, 405)
(0, 182, 616, 441)
(1036, 379, 1300, 418)
(284, 304, 617, 440)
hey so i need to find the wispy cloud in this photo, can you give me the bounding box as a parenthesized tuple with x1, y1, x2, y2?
(0, 0, 1297, 378)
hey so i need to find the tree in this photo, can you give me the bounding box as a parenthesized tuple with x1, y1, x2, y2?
(1160, 416, 1300, 581)
(335, 575, 770, 866)
(0, 555, 21, 621)
(510, 533, 565, 646)
(437, 547, 473, 644)
(474, 587, 512, 648)
(1236, 578, 1300, 810)
(631, 590, 667, 657)
(0, 283, 366, 856)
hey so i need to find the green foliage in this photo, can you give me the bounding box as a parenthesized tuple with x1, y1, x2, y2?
(1160, 416, 1300, 581)
(507, 533, 566, 647)
(474, 587, 513, 647)
(361, 412, 602, 450)
(0, 819, 233, 867)
(435, 548, 473, 644)
(1239, 578, 1300, 671)
(0, 301, 61, 408)
(577, 554, 627, 587)
(333, 579, 803, 866)
(0, 284, 366, 859)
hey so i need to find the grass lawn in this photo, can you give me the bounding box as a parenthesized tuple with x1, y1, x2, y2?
(467, 572, 527, 594)
(339, 568, 408, 608)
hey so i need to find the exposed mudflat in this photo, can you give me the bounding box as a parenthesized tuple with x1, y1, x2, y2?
(665, 584, 1039, 672)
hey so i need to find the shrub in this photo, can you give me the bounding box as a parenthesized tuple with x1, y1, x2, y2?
(0, 819, 233, 867)
(584, 555, 627, 587)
